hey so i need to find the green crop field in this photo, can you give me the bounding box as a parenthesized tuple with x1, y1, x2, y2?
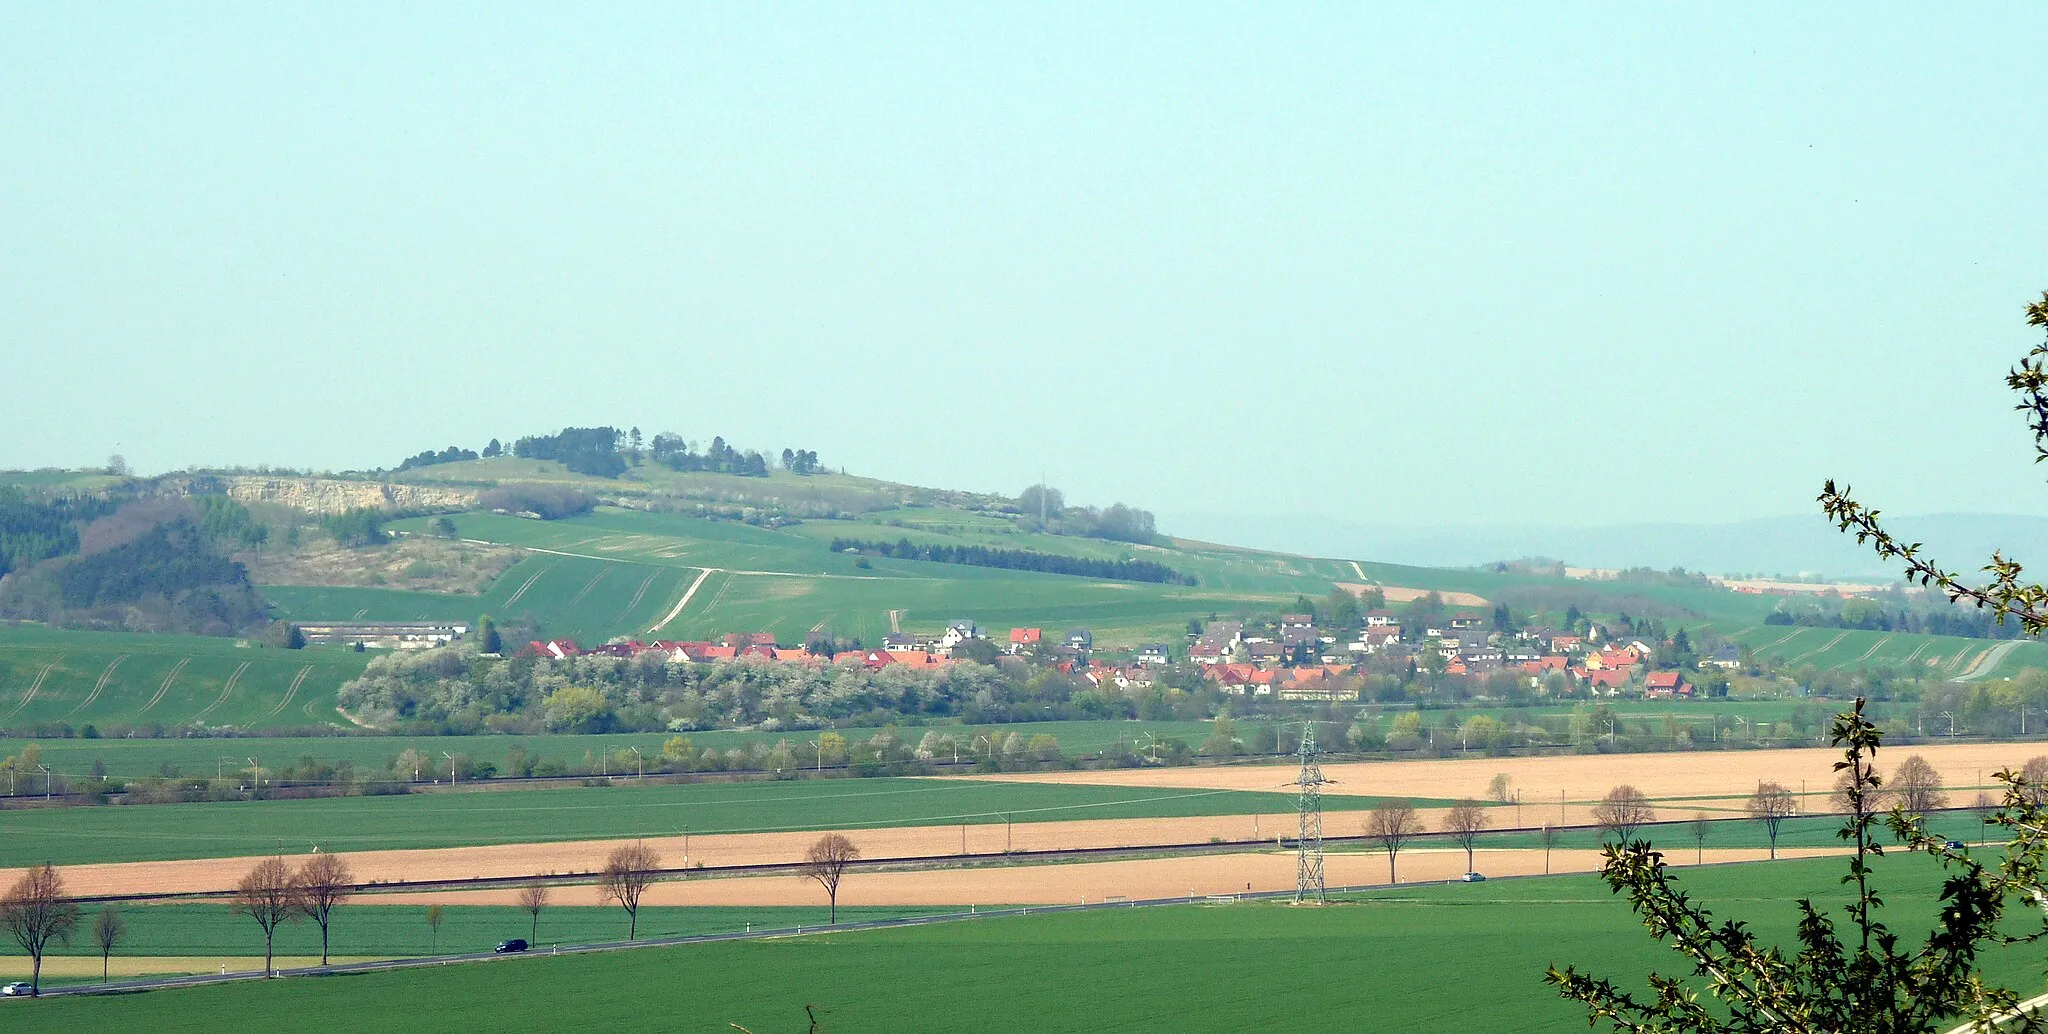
(25, 854, 2046, 1033)
(0, 627, 370, 732)
(1720, 624, 2048, 681)
(0, 777, 1454, 867)
(33, 903, 955, 963)
(0, 719, 1221, 780)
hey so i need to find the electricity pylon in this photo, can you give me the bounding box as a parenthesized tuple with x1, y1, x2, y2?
(1292, 722, 1329, 903)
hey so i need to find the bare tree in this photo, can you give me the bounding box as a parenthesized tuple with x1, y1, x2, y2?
(426, 904, 445, 953)
(1442, 802, 1489, 874)
(1832, 770, 1890, 813)
(1746, 781, 1798, 860)
(1485, 772, 1514, 804)
(800, 834, 860, 924)
(92, 904, 124, 983)
(519, 877, 551, 945)
(0, 864, 78, 996)
(1365, 802, 1423, 883)
(600, 842, 662, 940)
(1687, 813, 1711, 864)
(2023, 756, 2048, 808)
(232, 856, 298, 978)
(1893, 755, 1948, 816)
(1592, 785, 1655, 844)
(294, 853, 353, 966)
(1539, 824, 1558, 874)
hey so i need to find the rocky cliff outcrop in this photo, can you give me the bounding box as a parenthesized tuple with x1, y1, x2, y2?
(154, 476, 477, 515)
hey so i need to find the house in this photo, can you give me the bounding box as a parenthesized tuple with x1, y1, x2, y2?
(881, 633, 921, 653)
(1190, 641, 1226, 665)
(1008, 627, 1042, 654)
(1576, 665, 1632, 694)
(1644, 671, 1693, 699)
(1701, 644, 1743, 669)
(525, 639, 582, 661)
(939, 620, 982, 651)
(1137, 643, 1172, 666)
(1448, 611, 1486, 629)
(1550, 634, 1584, 654)
(1203, 621, 1245, 644)
(721, 631, 777, 651)
(1280, 614, 1315, 633)
(1065, 629, 1093, 650)
(1246, 641, 1283, 664)
(1364, 609, 1399, 628)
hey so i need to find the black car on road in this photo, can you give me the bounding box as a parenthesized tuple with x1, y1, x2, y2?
(495, 939, 529, 954)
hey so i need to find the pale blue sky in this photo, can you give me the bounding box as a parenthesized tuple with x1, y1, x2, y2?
(4, 5, 2045, 537)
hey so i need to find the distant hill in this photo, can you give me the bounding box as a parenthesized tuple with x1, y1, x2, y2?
(1166, 512, 2048, 582)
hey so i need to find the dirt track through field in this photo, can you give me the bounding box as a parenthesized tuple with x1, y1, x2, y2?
(959, 742, 2048, 805)
(368, 845, 1847, 908)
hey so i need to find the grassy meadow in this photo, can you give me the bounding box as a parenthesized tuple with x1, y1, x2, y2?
(23, 853, 2045, 1033)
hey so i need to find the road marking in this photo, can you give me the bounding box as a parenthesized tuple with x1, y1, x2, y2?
(649, 568, 716, 634)
(138, 658, 190, 714)
(67, 654, 129, 719)
(193, 662, 251, 721)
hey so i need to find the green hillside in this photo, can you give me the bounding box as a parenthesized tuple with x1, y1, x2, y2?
(1719, 625, 2048, 681)
(0, 627, 369, 731)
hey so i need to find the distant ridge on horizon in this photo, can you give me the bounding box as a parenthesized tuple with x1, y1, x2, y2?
(1164, 512, 2048, 582)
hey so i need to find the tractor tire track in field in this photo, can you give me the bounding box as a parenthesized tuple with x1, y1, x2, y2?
(648, 568, 717, 634)
(1751, 627, 1809, 656)
(567, 566, 611, 606)
(1899, 639, 1932, 668)
(614, 569, 660, 623)
(1954, 640, 2024, 682)
(67, 654, 129, 719)
(1846, 634, 1895, 667)
(350, 608, 369, 620)
(889, 610, 904, 633)
(266, 665, 316, 718)
(1789, 631, 1849, 665)
(5, 657, 63, 721)
(192, 662, 250, 722)
(138, 658, 190, 715)
(501, 562, 558, 610)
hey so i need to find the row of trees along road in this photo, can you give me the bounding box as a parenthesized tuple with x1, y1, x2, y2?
(0, 833, 866, 997)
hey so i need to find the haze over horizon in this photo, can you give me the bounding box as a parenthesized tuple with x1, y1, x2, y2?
(6, 5, 2046, 532)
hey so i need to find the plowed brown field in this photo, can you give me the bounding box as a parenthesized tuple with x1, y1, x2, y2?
(958, 741, 2040, 804)
(364, 845, 1845, 908)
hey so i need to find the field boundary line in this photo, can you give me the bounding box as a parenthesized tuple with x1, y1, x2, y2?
(266, 665, 316, 718)
(5, 657, 63, 720)
(649, 568, 716, 633)
(66, 654, 129, 719)
(192, 661, 250, 721)
(137, 658, 190, 715)
(501, 561, 558, 609)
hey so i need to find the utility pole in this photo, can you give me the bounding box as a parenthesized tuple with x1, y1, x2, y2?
(1291, 723, 1328, 903)
(442, 751, 457, 786)
(809, 739, 823, 773)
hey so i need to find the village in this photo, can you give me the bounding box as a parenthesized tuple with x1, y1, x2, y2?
(519, 605, 1741, 704)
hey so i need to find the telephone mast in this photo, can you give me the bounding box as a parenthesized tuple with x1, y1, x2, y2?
(1292, 723, 1329, 903)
